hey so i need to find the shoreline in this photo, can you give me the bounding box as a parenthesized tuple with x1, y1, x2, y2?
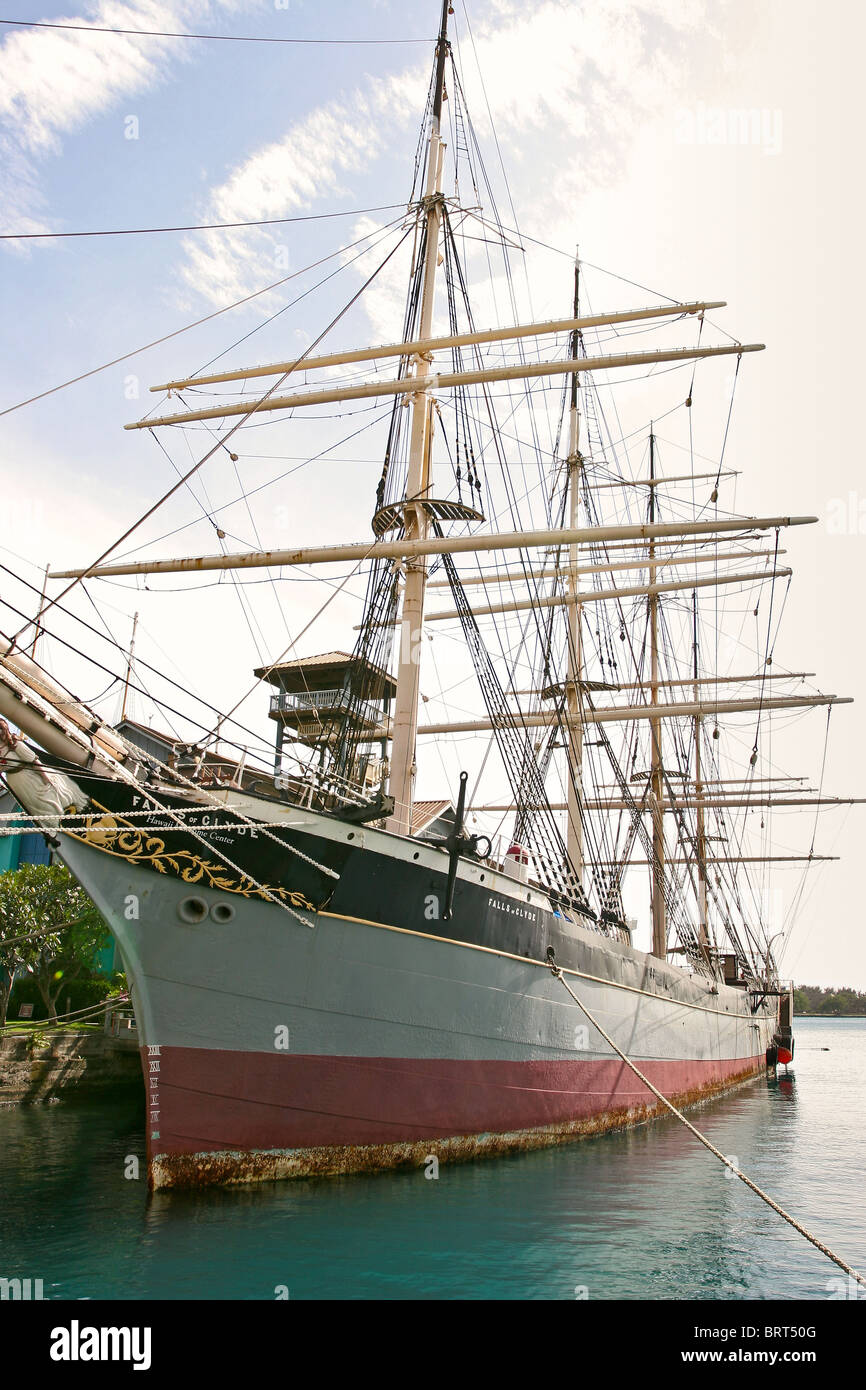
(0, 1029, 142, 1107)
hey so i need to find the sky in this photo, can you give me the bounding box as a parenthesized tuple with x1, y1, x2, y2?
(1, 0, 864, 987)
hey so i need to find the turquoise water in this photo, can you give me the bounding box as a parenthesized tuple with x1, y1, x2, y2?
(1, 1018, 863, 1300)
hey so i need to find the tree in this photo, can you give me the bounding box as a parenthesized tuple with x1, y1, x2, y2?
(816, 991, 841, 1015)
(0, 863, 110, 1025)
(0, 959, 13, 1033)
(792, 984, 866, 1016)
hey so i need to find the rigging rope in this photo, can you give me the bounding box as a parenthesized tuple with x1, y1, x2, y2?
(0, 219, 407, 421)
(7, 224, 414, 649)
(0, 678, 339, 930)
(0, 19, 434, 45)
(0, 205, 407, 241)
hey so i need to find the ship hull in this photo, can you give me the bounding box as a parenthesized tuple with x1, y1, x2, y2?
(55, 814, 776, 1190)
(145, 1049, 765, 1188)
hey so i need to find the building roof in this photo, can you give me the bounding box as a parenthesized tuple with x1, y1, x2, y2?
(410, 800, 455, 835)
(254, 651, 397, 697)
(115, 717, 176, 747)
(115, 719, 269, 788)
(259, 650, 354, 672)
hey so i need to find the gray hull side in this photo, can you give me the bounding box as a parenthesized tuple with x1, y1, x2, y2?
(61, 838, 775, 1066)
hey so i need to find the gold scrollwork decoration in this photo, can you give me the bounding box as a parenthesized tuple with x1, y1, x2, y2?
(68, 801, 316, 911)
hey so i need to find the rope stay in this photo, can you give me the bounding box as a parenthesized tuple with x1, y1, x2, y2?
(549, 962, 866, 1289)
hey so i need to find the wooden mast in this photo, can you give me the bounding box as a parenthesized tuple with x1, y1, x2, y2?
(648, 429, 667, 957)
(51, 516, 818, 580)
(120, 610, 138, 724)
(692, 591, 710, 952)
(419, 566, 792, 621)
(425, 548, 783, 587)
(415, 692, 850, 735)
(386, 0, 450, 835)
(148, 301, 726, 393)
(28, 563, 50, 660)
(469, 796, 860, 810)
(126, 342, 764, 430)
(565, 252, 583, 877)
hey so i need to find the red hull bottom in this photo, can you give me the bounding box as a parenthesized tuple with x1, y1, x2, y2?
(144, 1048, 765, 1189)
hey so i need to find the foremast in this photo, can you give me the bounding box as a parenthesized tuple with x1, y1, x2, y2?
(386, 0, 450, 834)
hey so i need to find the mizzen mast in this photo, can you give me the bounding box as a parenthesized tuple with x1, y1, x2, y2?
(386, 0, 451, 834)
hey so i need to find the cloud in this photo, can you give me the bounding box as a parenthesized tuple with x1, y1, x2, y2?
(450, 0, 713, 232)
(0, 0, 249, 242)
(176, 70, 428, 311)
(171, 0, 717, 317)
(0, 0, 725, 313)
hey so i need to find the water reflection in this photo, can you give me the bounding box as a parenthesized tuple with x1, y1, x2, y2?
(768, 1070, 797, 1100)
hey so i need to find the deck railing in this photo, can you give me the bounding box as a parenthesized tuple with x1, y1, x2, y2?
(269, 687, 382, 726)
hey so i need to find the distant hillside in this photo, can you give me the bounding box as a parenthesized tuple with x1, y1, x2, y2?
(793, 985, 866, 1016)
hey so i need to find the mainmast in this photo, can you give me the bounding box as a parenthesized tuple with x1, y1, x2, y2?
(648, 430, 667, 957)
(386, 0, 450, 835)
(564, 253, 584, 876)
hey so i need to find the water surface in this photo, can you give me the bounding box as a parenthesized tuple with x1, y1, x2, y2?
(1, 1017, 862, 1299)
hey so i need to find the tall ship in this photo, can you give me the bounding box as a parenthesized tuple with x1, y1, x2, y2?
(0, 3, 853, 1189)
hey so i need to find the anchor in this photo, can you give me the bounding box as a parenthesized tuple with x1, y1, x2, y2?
(428, 771, 491, 921)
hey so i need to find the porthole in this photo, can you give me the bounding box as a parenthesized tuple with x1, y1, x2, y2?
(210, 901, 236, 925)
(347, 831, 355, 841)
(480, 873, 485, 882)
(413, 851, 420, 860)
(177, 895, 208, 924)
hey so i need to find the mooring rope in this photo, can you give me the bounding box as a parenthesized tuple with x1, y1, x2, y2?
(549, 963, 866, 1289)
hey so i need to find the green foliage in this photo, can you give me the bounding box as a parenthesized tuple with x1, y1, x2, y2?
(794, 983, 866, 1016)
(9, 973, 120, 1022)
(0, 863, 111, 1026)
